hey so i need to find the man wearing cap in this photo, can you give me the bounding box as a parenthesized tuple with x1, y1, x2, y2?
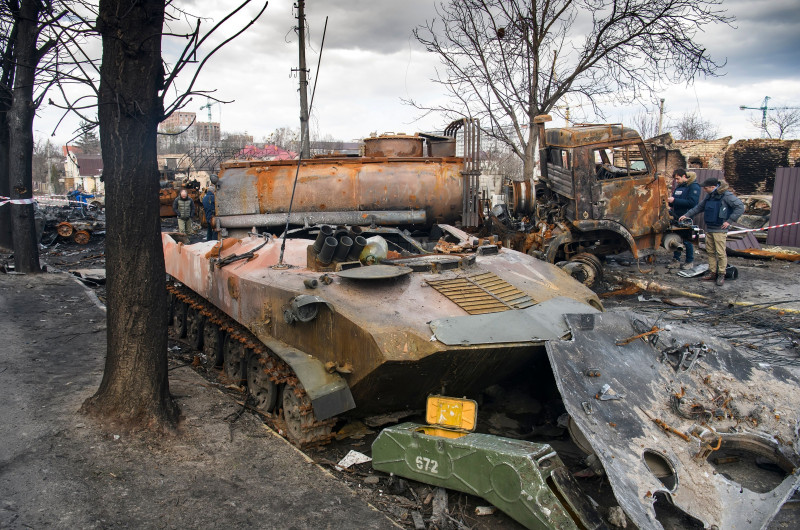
(680, 178, 744, 286)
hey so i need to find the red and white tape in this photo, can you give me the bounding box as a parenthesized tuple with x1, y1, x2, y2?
(0, 196, 37, 207)
(727, 220, 800, 236)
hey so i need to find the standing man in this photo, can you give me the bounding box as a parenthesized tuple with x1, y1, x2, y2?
(202, 186, 216, 241)
(680, 178, 744, 286)
(667, 169, 700, 269)
(172, 188, 195, 235)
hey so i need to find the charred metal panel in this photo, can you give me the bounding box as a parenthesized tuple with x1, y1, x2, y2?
(546, 312, 800, 530)
(766, 167, 800, 247)
(545, 165, 574, 200)
(591, 176, 665, 238)
(545, 125, 641, 148)
(429, 296, 599, 346)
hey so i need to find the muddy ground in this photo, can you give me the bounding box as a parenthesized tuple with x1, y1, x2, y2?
(1, 224, 799, 529)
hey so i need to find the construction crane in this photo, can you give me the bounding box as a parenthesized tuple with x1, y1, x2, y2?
(199, 98, 219, 123)
(739, 96, 800, 138)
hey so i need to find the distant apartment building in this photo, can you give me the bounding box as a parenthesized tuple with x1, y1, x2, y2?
(159, 111, 196, 133)
(195, 122, 221, 144)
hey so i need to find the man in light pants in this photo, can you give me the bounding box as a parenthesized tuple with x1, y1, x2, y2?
(680, 178, 744, 286)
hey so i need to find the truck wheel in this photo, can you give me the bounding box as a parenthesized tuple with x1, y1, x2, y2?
(560, 253, 603, 286)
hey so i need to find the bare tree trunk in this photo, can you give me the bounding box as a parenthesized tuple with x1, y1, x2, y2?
(0, 119, 11, 250)
(7, 0, 41, 273)
(81, 0, 179, 430)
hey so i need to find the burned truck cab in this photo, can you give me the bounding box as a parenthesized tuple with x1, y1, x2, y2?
(517, 115, 690, 283)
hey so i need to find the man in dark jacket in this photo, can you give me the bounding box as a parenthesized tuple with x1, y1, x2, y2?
(667, 169, 700, 270)
(202, 186, 216, 240)
(680, 178, 744, 286)
(172, 189, 195, 235)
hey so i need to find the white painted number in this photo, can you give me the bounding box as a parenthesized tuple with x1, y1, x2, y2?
(415, 456, 439, 474)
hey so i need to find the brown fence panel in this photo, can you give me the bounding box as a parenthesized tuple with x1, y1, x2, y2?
(766, 167, 800, 247)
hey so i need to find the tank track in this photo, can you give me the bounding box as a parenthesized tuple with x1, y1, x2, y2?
(167, 282, 336, 448)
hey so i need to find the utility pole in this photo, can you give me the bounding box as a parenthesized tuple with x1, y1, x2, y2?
(293, 0, 311, 158)
(657, 98, 665, 136)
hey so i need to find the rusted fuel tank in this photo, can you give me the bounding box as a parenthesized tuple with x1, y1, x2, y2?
(214, 133, 465, 236)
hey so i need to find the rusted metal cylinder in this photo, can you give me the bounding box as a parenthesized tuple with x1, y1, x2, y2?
(217, 210, 427, 229)
(511, 180, 534, 215)
(318, 236, 338, 265)
(334, 236, 353, 261)
(348, 235, 367, 261)
(313, 225, 334, 252)
(363, 135, 424, 157)
(216, 157, 462, 228)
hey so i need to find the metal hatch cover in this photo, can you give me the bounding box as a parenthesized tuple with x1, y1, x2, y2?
(546, 311, 800, 530)
(336, 264, 413, 280)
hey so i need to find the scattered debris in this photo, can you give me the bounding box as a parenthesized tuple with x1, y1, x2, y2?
(607, 506, 628, 528)
(336, 450, 372, 470)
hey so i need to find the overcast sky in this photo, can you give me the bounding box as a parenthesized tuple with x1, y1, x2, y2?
(37, 0, 800, 146)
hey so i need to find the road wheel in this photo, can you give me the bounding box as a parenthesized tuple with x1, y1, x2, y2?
(282, 384, 314, 445)
(247, 353, 278, 413)
(72, 230, 91, 245)
(222, 335, 245, 385)
(173, 300, 187, 338)
(186, 307, 204, 350)
(56, 222, 74, 238)
(202, 323, 224, 368)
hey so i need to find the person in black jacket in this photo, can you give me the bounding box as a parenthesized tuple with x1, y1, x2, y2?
(202, 186, 216, 240)
(667, 169, 700, 269)
(680, 178, 744, 286)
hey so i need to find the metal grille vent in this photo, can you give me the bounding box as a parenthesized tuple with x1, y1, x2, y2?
(426, 272, 534, 315)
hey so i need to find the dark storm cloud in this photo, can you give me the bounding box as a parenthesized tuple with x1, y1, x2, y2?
(306, 1, 438, 53)
(698, 0, 800, 81)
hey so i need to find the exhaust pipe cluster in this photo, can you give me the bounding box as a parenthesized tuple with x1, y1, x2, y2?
(312, 225, 368, 266)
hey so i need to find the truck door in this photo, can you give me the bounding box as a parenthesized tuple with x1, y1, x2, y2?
(589, 144, 661, 237)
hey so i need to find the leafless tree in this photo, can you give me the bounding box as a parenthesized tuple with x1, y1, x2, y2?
(763, 109, 800, 140)
(0, 0, 75, 268)
(67, 0, 268, 432)
(408, 0, 732, 180)
(631, 110, 661, 140)
(670, 111, 719, 140)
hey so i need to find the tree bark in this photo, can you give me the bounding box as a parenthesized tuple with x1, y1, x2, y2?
(81, 0, 179, 431)
(7, 0, 42, 272)
(0, 116, 11, 251)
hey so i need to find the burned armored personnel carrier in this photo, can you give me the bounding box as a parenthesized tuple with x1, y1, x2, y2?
(502, 115, 692, 284)
(164, 120, 602, 447)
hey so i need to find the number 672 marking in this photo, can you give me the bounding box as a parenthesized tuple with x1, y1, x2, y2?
(415, 455, 439, 474)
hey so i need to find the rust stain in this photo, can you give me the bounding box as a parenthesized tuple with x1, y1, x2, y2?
(227, 276, 240, 299)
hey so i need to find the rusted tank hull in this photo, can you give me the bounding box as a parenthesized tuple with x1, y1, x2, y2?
(215, 157, 464, 227)
(163, 232, 601, 418)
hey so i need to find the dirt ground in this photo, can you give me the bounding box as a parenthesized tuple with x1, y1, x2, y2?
(2, 228, 799, 529)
